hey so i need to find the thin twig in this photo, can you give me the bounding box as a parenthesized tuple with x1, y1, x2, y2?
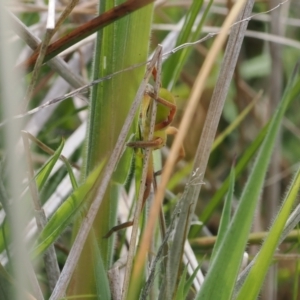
(23, 29, 54, 110)
(7, 10, 87, 89)
(52, 0, 79, 38)
(190, 228, 300, 250)
(22, 0, 83, 110)
(22, 0, 57, 110)
(152, 25, 300, 50)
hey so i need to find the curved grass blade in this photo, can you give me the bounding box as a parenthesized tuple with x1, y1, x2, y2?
(63, 158, 78, 190)
(183, 265, 201, 299)
(163, 0, 213, 90)
(91, 229, 111, 300)
(210, 164, 235, 262)
(196, 123, 268, 228)
(195, 65, 300, 300)
(235, 202, 300, 295)
(236, 167, 300, 300)
(212, 91, 262, 149)
(24, 132, 79, 189)
(35, 139, 65, 191)
(32, 159, 105, 258)
(174, 264, 188, 300)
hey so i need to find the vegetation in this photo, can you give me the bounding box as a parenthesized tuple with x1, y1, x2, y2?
(0, 0, 300, 299)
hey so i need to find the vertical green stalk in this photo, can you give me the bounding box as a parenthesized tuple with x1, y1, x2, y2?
(68, 1, 154, 297)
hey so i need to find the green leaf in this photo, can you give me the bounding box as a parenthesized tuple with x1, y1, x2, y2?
(35, 138, 64, 190)
(213, 92, 261, 150)
(195, 65, 300, 300)
(236, 167, 300, 299)
(79, 2, 154, 278)
(189, 111, 269, 238)
(183, 265, 201, 299)
(91, 230, 111, 300)
(174, 264, 188, 300)
(32, 159, 105, 258)
(210, 164, 235, 262)
(63, 158, 78, 190)
(163, 0, 213, 90)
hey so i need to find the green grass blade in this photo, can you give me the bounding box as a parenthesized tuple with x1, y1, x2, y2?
(35, 139, 64, 190)
(183, 265, 201, 299)
(212, 91, 261, 150)
(174, 264, 188, 300)
(197, 127, 267, 226)
(91, 230, 111, 300)
(163, 0, 213, 90)
(79, 2, 154, 279)
(63, 158, 78, 190)
(189, 116, 268, 238)
(65, 2, 154, 295)
(163, 0, 204, 88)
(236, 167, 300, 300)
(32, 159, 105, 258)
(210, 164, 235, 262)
(195, 66, 300, 300)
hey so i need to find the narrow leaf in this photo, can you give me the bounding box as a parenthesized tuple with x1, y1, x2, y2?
(183, 265, 201, 299)
(236, 167, 300, 299)
(163, 0, 213, 90)
(210, 164, 235, 262)
(174, 265, 188, 300)
(63, 159, 78, 190)
(195, 66, 300, 300)
(35, 139, 65, 190)
(32, 159, 105, 258)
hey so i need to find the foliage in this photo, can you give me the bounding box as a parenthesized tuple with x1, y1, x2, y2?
(0, 0, 300, 299)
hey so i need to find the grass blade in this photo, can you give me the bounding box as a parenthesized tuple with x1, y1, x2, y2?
(195, 65, 300, 300)
(210, 164, 235, 262)
(236, 167, 300, 299)
(32, 159, 105, 258)
(35, 139, 64, 191)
